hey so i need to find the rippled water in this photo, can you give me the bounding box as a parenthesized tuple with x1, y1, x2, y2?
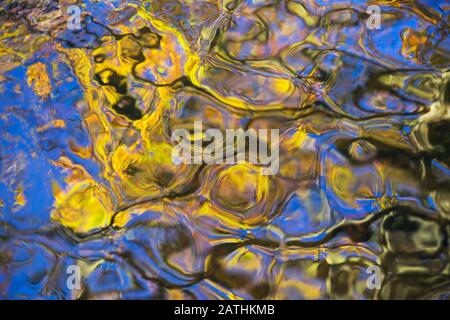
(0, 0, 449, 300)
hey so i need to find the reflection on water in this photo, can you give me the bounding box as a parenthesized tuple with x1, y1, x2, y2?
(0, 0, 449, 299)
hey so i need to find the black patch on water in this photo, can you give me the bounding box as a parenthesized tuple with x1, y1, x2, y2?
(155, 170, 175, 188)
(345, 224, 373, 242)
(442, 77, 450, 105)
(94, 69, 128, 95)
(136, 27, 162, 49)
(124, 164, 142, 176)
(428, 120, 450, 148)
(249, 282, 270, 299)
(112, 96, 142, 121)
(383, 212, 420, 233)
(93, 53, 106, 63)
